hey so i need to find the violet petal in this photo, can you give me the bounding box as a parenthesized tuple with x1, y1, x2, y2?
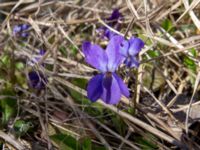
(82, 41, 108, 72)
(128, 37, 144, 56)
(108, 9, 121, 21)
(13, 25, 21, 35)
(101, 73, 121, 104)
(21, 24, 29, 30)
(104, 28, 116, 39)
(21, 32, 29, 38)
(87, 73, 104, 102)
(119, 39, 129, 57)
(105, 35, 124, 72)
(124, 57, 139, 68)
(39, 49, 46, 55)
(113, 73, 130, 97)
(28, 71, 46, 89)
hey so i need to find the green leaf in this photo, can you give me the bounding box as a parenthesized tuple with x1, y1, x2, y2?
(68, 79, 89, 103)
(91, 145, 107, 150)
(111, 115, 126, 135)
(51, 133, 80, 150)
(0, 88, 17, 125)
(138, 34, 152, 46)
(183, 56, 196, 72)
(135, 136, 157, 150)
(127, 107, 135, 115)
(15, 72, 26, 87)
(1, 55, 10, 66)
(68, 88, 103, 116)
(71, 78, 87, 89)
(68, 88, 88, 103)
(68, 79, 104, 116)
(70, 45, 78, 56)
(14, 120, 33, 137)
(2, 104, 14, 125)
(81, 137, 92, 150)
(161, 19, 174, 32)
(189, 48, 197, 57)
(59, 46, 68, 57)
(147, 50, 160, 58)
(15, 62, 24, 70)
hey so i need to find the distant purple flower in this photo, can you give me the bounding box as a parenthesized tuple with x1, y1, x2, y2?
(39, 49, 46, 55)
(13, 26, 21, 34)
(28, 49, 47, 89)
(13, 24, 30, 37)
(106, 9, 122, 27)
(82, 35, 129, 104)
(28, 71, 46, 89)
(120, 37, 144, 68)
(28, 49, 46, 66)
(97, 9, 122, 40)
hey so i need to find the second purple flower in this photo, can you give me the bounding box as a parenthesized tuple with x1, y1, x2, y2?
(120, 37, 144, 68)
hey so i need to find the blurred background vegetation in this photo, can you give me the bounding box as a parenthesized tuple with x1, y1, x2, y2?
(0, 0, 200, 149)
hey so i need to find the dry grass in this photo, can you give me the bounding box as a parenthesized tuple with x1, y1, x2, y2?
(0, 0, 200, 149)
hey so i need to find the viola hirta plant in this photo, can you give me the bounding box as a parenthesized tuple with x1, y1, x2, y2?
(13, 24, 30, 37)
(28, 49, 47, 90)
(120, 37, 144, 68)
(28, 71, 47, 89)
(82, 35, 130, 104)
(98, 9, 122, 40)
(28, 49, 46, 66)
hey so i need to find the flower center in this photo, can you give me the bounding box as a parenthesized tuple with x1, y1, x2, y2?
(105, 72, 112, 77)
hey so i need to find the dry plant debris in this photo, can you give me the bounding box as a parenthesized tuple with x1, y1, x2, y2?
(0, 0, 200, 149)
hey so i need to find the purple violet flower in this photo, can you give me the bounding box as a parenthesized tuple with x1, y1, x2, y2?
(28, 49, 46, 66)
(82, 35, 130, 104)
(28, 49, 47, 89)
(28, 71, 47, 89)
(13, 24, 30, 37)
(39, 49, 46, 55)
(120, 37, 144, 68)
(106, 9, 122, 27)
(98, 9, 122, 40)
